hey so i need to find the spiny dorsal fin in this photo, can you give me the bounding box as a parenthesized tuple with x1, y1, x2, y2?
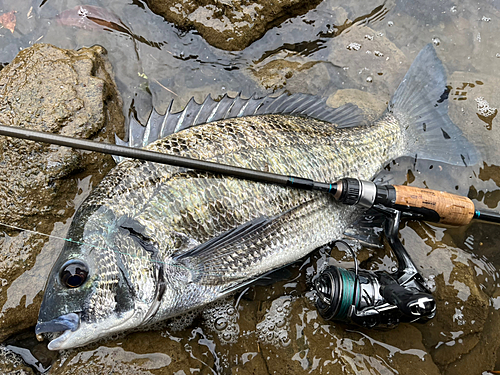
(113, 93, 367, 163)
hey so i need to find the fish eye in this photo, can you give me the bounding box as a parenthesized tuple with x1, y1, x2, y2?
(60, 260, 89, 288)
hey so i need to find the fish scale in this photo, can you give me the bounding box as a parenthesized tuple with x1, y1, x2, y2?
(36, 44, 480, 350)
(90, 114, 402, 321)
(129, 119, 388, 235)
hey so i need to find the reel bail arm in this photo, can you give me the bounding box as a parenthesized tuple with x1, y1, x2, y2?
(315, 206, 436, 328)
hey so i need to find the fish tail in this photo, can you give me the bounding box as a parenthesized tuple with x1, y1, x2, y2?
(388, 44, 479, 166)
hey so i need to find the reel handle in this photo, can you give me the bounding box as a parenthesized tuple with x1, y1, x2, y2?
(381, 283, 436, 319)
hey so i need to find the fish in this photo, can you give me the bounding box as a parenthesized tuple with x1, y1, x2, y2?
(56, 5, 164, 49)
(35, 44, 478, 350)
(56, 5, 129, 33)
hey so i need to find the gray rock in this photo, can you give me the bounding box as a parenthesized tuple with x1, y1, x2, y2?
(0, 43, 124, 343)
(144, 0, 322, 50)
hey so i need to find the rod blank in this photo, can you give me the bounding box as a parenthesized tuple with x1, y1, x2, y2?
(0, 124, 289, 186)
(1, 124, 500, 227)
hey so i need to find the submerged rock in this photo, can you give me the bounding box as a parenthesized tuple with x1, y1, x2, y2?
(0, 345, 35, 374)
(0, 43, 124, 347)
(400, 219, 500, 374)
(0, 43, 123, 229)
(144, 0, 322, 50)
(327, 24, 409, 95)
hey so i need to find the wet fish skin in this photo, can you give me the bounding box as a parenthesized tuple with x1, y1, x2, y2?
(35, 44, 478, 350)
(37, 113, 401, 349)
(89, 113, 402, 310)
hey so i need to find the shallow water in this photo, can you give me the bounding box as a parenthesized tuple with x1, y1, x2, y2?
(1, 0, 500, 374)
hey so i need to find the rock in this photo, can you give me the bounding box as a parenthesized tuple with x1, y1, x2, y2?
(447, 71, 500, 164)
(51, 341, 174, 375)
(257, 298, 441, 374)
(40, 294, 441, 375)
(327, 88, 387, 122)
(144, 0, 321, 51)
(251, 60, 318, 91)
(0, 345, 34, 374)
(0, 43, 123, 229)
(1, 329, 56, 374)
(44, 321, 222, 374)
(0, 43, 124, 343)
(400, 221, 497, 374)
(327, 25, 409, 97)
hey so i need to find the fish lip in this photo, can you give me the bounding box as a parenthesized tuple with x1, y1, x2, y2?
(35, 312, 80, 335)
(47, 329, 74, 351)
(42, 309, 138, 351)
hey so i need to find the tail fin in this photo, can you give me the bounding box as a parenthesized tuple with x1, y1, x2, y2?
(388, 44, 479, 166)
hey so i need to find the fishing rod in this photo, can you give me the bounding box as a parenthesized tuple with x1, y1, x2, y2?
(1, 124, 499, 226)
(2, 124, 495, 331)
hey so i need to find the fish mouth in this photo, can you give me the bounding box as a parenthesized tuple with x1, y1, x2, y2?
(35, 312, 80, 335)
(35, 310, 137, 350)
(35, 312, 81, 350)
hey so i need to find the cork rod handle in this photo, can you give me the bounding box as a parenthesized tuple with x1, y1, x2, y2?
(393, 185, 475, 226)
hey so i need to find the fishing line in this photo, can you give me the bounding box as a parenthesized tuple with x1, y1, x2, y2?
(0, 221, 166, 265)
(0, 221, 78, 244)
(0, 221, 218, 275)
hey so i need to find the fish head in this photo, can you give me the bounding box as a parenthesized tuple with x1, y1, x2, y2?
(36, 205, 158, 350)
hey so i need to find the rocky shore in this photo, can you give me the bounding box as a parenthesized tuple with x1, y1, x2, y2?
(0, 43, 124, 360)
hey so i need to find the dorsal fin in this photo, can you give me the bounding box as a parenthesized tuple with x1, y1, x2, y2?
(113, 93, 367, 163)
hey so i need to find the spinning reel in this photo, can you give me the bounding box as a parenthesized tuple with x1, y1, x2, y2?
(314, 208, 436, 328)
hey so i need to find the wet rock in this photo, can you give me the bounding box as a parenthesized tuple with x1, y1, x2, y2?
(424, 263, 489, 368)
(257, 298, 440, 374)
(0, 345, 35, 374)
(441, 220, 500, 374)
(0, 43, 124, 343)
(0, 43, 123, 229)
(0, 232, 45, 341)
(447, 71, 500, 163)
(2, 329, 56, 374)
(444, 308, 500, 375)
(251, 60, 319, 91)
(52, 341, 173, 375)
(144, 0, 321, 50)
(328, 25, 409, 96)
(46, 298, 267, 375)
(40, 291, 441, 374)
(400, 221, 497, 374)
(327, 88, 387, 122)
(250, 58, 333, 95)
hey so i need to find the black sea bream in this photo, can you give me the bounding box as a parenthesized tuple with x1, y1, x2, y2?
(36, 44, 478, 350)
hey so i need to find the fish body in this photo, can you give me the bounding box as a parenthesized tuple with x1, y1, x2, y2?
(36, 44, 478, 350)
(56, 5, 129, 34)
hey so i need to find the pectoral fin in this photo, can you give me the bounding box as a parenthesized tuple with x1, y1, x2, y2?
(174, 202, 313, 292)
